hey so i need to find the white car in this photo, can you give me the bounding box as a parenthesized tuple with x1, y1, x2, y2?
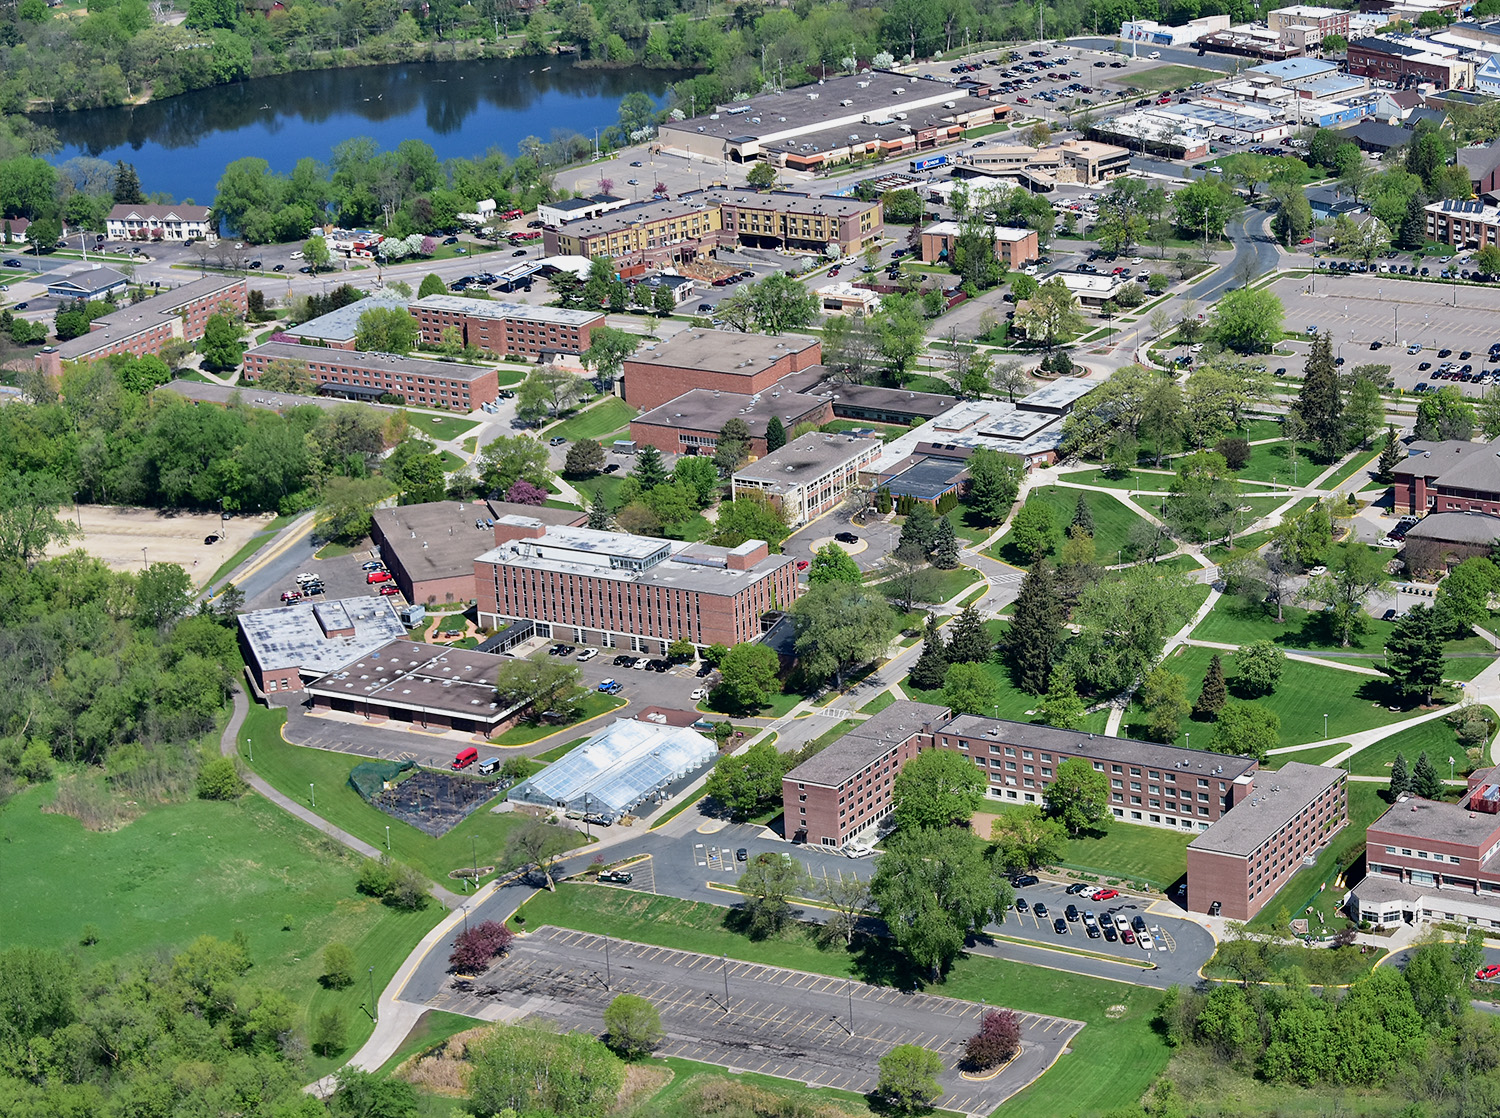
(1377, 537, 1399, 548)
(633, 657, 649, 670)
(1131, 257, 1143, 265)
(290, 251, 303, 259)
(1138, 932, 1155, 951)
(295, 572, 317, 583)
(1309, 565, 1328, 576)
(577, 648, 598, 662)
(691, 687, 707, 701)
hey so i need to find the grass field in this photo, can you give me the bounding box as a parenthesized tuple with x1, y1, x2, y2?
(402, 411, 481, 442)
(490, 690, 627, 745)
(569, 473, 628, 513)
(1320, 448, 1383, 492)
(822, 419, 911, 443)
(514, 885, 1170, 1118)
(1193, 594, 1399, 654)
(1129, 64, 1231, 90)
(982, 805, 1191, 889)
(546, 397, 637, 443)
(860, 691, 897, 715)
(1128, 644, 1429, 749)
(0, 781, 441, 1078)
(239, 703, 586, 885)
(1226, 438, 1324, 486)
(627, 1056, 916, 1118)
(532, 735, 590, 763)
(1344, 706, 1492, 778)
(876, 563, 982, 607)
(1269, 740, 1355, 766)
(1061, 466, 1177, 492)
(989, 485, 1149, 565)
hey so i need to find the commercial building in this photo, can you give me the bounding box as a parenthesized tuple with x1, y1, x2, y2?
(237, 596, 409, 694)
(242, 341, 500, 410)
(105, 203, 213, 242)
(508, 717, 717, 821)
(730, 432, 883, 526)
(473, 516, 798, 654)
(1391, 436, 1500, 514)
(918, 222, 1040, 268)
(408, 294, 603, 360)
(1425, 197, 1500, 248)
(775, 374, 957, 426)
(875, 454, 970, 506)
(35, 276, 248, 377)
(305, 639, 520, 734)
(1348, 35, 1475, 89)
(542, 188, 884, 265)
(281, 293, 411, 349)
(1122, 14, 1230, 44)
(629, 388, 833, 459)
(1055, 273, 1129, 309)
(369, 499, 586, 606)
(45, 265, 129, 301)
(866, 390, 1098, 473)
(621, 328, 821, 410)
(954, 140, 1130, 189)
(1458, 139, 1500, 196)
(815, 281, 883, 315)
(1266, 5, 1353, 43)
(1086, 109, 1212, 160)
(656, 70, 1001, 166)
(1184, 762, 1348, 921)
(537, 193, 631, 227)
(1246, 56, 1341, 87)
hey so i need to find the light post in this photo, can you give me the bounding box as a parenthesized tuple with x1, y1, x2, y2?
(1451, 755, 1457, 780)
(245, 736, 252, 763)
(848, 979, 855, 1035)
(722, 952, 730, 1008)
(1323, 713, 1328, 738)
(471, 835, 478, 885)
(309, 782, 315, 807)
(604, 935, 612, 988)
(368, 966, 377, 1023)
(141, 546, 148, 568)
(583, 792, 592, 839)
(385, 824, 390, 851)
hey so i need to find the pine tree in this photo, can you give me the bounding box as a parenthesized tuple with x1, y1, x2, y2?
(1376, 426, 1402, 483)
(1070, 492, 1095, 538)
(631, 444, 669, 490)
(1192, 653, 1228, 720)
(899, 503, 938, 556)
(1299, 331, 1345, 459)
(1003, 560, 1062, 695)
(1038, 665, 1085, 730)
(930, 515, 959, 569)
(587, 488, 611, 530)
(765, 415, 787, 452)
(114, 160, 144, 204)
(1397, 190, 1429, 251)
(1390, 751, 1412, 798)
(1383, 604, 1446, 705)
(908, 615, 950, 691)
(1413, 750, 1443, 799)
(946, 605, 992, 664)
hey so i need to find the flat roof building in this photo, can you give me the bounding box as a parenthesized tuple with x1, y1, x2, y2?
(281, 293, 410, 349)
(1426, 197, 1500, 248)
(622, 327, 821, 410)
(238, 596, 409, 694)
(918, 221, 1041, 268)
(474, 516, 798, 653)
(408, 294, 604, 360)
(629, 388, 833, 459)
(242, 341, 501, 411)
(731, 432, 883, 526)
(305, 639, 520, 734)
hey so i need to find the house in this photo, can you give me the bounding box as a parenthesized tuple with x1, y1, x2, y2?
(918, 222, 1040, 268)
(0, 216, 30, 244)
(1346, 120, 1413, 153)
(1308, 185, 1365, 220)
(105, 204, 213, 242)
(45, 265, 129, 301)
(1458, 139, 1500, 197)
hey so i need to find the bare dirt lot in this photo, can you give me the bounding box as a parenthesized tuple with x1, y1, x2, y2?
(53, 505, 271, 587)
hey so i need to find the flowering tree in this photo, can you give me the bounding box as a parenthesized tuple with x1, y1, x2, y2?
(420, 235, 436, 256)
(506, 479, 547, 506)
(448, 920, 514, 972)
(963, 1010, 1021, 1070)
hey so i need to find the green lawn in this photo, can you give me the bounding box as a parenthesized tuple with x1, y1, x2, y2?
(1223, 439, 1324, 486)
(1344, 707, 1493, 778)
(701, 685, 804, 719)
(515, 885, 1170, 1118)
(1319, 448, 1383, 493)
(546, 397, 637, 443)
(945, 501, 1004, 544)
(402, 411, 481, 441)
(1269, 740, 1355, 766)
(239, 703, 585, 886)
(1151, 553, 1207, 574)
(990, 486, 1150, 565)
(984, 804, 1192, 890)
(1129, 645, 1429, 749)
(570, 473, 628, 512)
(533, 735, 590, 764)
(629, 1056, 915, 1118)
(876, 564, 981, 607)
(1130, 63, 1230, 89)
(1, 781, 441, 1080)
(1192, 594, 1400, 654)
(1059, 466, 1177, 492)
(859, 691, 897, 715)
(490, 690, 628, 745)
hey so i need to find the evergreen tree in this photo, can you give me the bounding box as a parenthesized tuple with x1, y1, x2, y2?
(899, 503, 938, 556)
(765, 415, 787, 452)
(946, 604, 992, 664)
(1376, 426, 1402, 483)
(114, 160, 144, 204)
(1298, 331, 1345, 459)
(1413, 750, 1443, 799)
(587, 488, 611, 530)
(930, 515, 960, 569)
(1390, 751, 1412, 798)
(1192, 653, 1228, 720)
(908, 615, 950, 691)
(1382, 604, 1446, 705)
(1038, 665, 1085, 730)
(1397, 190, 1429, 251)
(1070, 492, 1095, 538)
(1003, 560, 1063, 695)
(631, 444, 669, 490)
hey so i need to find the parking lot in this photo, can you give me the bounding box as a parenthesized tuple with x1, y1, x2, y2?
(432, 925, 1082, 1117)
(245, 546, 402, 612)
(538, 640, 717, 717)
(1270, 274, 1500, 396)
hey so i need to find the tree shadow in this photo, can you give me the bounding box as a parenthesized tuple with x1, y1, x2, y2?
(1355, 676, 1425, 712)
(849, 930, 927, 993)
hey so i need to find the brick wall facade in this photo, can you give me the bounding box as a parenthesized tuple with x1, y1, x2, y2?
(629, 397, 833, 458)
(409, 302, 603, 359)
(622, 342, 822, 411)
(243, 344, 500, 411)
(785, 732, 934, 847)
(36, 279, 247, 377)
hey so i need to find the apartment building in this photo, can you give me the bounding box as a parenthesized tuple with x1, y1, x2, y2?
(105, 203, 213, 242)
(731, 433, 883, 527)
(1425, 198, 1500, 248)
(1347, 35, 1475, 89)
(918, 221, 1040, 267)
(542, 195, 723, 266)
(408, 294, 603, 359)
(35, 276, 248, 377)
(242, 341, 499, 410)
(1266, 5, 1352, 42)
(621, 328, 822, 410)
(716, 189, 882, 256)
(1184, 762, 1348, 921)
(473, 516, 798, 654)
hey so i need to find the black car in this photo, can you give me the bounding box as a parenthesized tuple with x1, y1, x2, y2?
(2, 258, 22, 267)
(1102, 923, 1118, 942)
(512, 249, 528, 257)
(834, 531, 859, 544)
(1440, 348, 1453, 358)
(1086, 923, 1101, 938)
(1011, 873, 1039, 888)
(598, 870, 633, 884)
(613, 655, 632, 666)
(1369, 340, 1381, 350)
(696, 662, 714, 677)
(1065, 882, 1090, 895)
(442, 236, 459, 244)
(736, 847, 748, 861)
(697, 303, 714, 313)
(1419, 362, 1432, 371)
(1033, 903, 1048, 919)
(1053, 918, 1069, 934)
(1462, 351, 1473, 360)
(1015, 897, 1029, 912)
(1065, 904, 1080, 921)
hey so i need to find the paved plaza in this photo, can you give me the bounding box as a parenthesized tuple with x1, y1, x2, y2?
(427, 925, 1084, 1117)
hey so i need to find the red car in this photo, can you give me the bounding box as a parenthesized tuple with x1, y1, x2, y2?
(366, 570, 392, 584)
(1299, 237, 1315, 245)
(280, 590, 302, 603)
(378, 584, 401, 596)
(1092, 888, 1119, 901)
(1015, 96, 1029, 104)
(1478, 964, 1500, 981)
(1120, 928, 1136, 945)
(796, 559, 810, 571)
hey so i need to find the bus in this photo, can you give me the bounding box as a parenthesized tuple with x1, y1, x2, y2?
(910, 154, 949, 173)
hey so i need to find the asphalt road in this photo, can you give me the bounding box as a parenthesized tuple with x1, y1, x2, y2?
(1188, 208, 1280, 303)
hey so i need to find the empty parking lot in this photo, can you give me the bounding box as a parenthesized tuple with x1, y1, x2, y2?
(429, 925, 1083, 1117)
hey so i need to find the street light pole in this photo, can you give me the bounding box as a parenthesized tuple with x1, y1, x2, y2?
(605, 935, 612, 988)
(368, 966, 377, 1023)
(1324, 713, 1328, 738)
(246, 736, 252, 763)
(310, 782, 315, 807)
(385, 824, 390, 851)
(722, 953, 730, 1008)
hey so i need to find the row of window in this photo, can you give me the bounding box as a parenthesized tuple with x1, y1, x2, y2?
(1382, 844, 1465, 865)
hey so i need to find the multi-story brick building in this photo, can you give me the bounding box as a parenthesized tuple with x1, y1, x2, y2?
(408, 294, 603, 359)
(542, 188, 883, 267)
(1425, 198, 1500, 248)
(918, 222, 1040, 267)
(1347, 34, 1474, 89)
(731, 432, 884, 526)
(1266, 4, 1352, 42)
(630, 389, 833, 459)
(243, 341, 500, 411)
(105, 203, 213, 242)
(473, 515, 797, 654)
(1391, 437, 1500, 515)
(1184, 762, 1348, 921)
(35, 276, 248, 377)
(621, 328, 822, 410)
